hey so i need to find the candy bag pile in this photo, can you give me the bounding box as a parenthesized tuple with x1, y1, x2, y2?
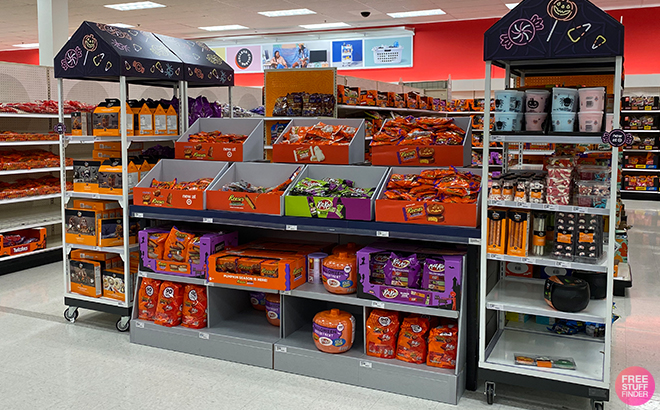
(280, 122, 357, 145)
(372, 117, 466, 147)
(188, 130, 248, 144)
(150, 178, 214, 191)
(289, 177, 374, 198)
(383, 168, 481, 204)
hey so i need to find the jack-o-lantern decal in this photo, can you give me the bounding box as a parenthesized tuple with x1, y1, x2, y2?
(547, 0, 578, 22)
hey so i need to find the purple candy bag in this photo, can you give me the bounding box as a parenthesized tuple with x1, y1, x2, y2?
(422, 258, 446, 291)
(384, 253, 421, 288)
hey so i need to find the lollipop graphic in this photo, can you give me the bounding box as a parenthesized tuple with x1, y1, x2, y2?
(500, 14, 544, 50)
(82, 34, 97, 65)
(546, 0, 578, 42)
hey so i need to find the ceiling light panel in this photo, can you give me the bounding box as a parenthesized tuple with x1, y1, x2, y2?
(258, 8, 316, 17)
(387, 9, 446, 18)
(299, 22, 350, 29)
(108, 23, 134, 28)
(13, 43, 39, 48)
(506, 3, 520, 9)
(198, 25, 249, 31)
(104, 2, 166, 11)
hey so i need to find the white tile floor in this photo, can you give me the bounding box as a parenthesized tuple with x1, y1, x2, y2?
(0, 200, 659, 409)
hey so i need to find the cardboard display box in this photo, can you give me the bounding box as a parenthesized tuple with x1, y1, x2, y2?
(0, 228, 46, 256)
(207, 163, 303, 215)
(371, 117, 472, 167)
(65, 208, 116, 246)
(357, 242, 465, 309)
(134, 159, 228, 210)
(102, 267, 133, 302)
(139, 228, 239, 277)
(272, 119, 366, 165)
(374, 166, 481, 227)
(98, 159, 139, 196)
(284, 164, 389, 221)
(69, 258, 102, 298)
(73, 160, 102, 193)
(175, 118, 264, 162)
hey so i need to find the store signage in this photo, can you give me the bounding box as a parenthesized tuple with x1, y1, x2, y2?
(54, 122, 67, 134)
(602, 129, 632, 147)
(235, 48, 253, 69)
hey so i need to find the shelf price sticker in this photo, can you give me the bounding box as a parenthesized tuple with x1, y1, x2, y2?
(275, 346, 287, 353)
(555, 261, 569, 268)
(376, 231, 390, 237)
(359, 361, 373, 369)
(469, 238, 481, 246)
(202, 218, 213, 224)
(489, 200, 504, 206)
(371, 301, 385, 309)
(199, 332, 209, 340)
(281, 290, 291, 296)
(488, 254, 504, 260)
(133, 212, 144, 218)
(572, 206, 588, 213)
(286, 225, 298, 231)
(135, 321, 144, 329)
(519, 202, 532, 209)
(543, 204, 557, 211)
(522, 258, 536, 264)
(487, 303, 503, 311)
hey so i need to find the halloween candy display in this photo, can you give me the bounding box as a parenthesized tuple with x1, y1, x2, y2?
(150, 177, 214, 191)
(279, 122, 357, 145)
(382, 169, 481, 205)
(0, 149, 72, 170)
(0, 176, 70, 201)
(187, 130, 248, 144)
(371, 117, 466, 147)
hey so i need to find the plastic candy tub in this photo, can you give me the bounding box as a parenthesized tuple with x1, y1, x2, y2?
(552, 88, 579, 113)
(552, 112, 576, 132)
(495, 90, 525, 113)
(494, 112, 523, 132)
(525, 89, 550, 113)
(525, 113, 548, 131)
(578, 87, 605, 112)
(578, 112, 604, 133)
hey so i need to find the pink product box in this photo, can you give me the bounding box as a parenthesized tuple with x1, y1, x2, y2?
(356, 242, 464, 310)
(138, 228, 239, 277)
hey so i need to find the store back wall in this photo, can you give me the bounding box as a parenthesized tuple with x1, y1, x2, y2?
(1, 6, 658, 85)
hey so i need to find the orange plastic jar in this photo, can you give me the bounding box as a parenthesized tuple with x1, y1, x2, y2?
(322, 251, 357, 294)
(249, 292, 266, 311)
(312, 309, 355, 354)
(265, 294, 280, 326)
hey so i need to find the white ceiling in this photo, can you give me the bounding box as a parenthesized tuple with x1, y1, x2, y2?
(2, 0, 660, 51)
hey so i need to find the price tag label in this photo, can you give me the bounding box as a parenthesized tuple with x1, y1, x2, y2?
(135, 321, 144, 329)
(275, 346, 287, 353)
(520, 202, 532, 209)
(286, 225, 298, 231)
(199, 332, 209, 340)
(281, 290, 291, 296)
(376, 231, 390, 237)
(492, 135, 503, 142)
(202, 218, 213, 224)
(138, 271, 146, 278)
(555, 261, 569, 268)
(522, 258, 536, 264)
(576, 207, 588, 213)
(469, 238, 482, 246)
(360, 361, 373, 369)
(371, 301, 385, 309)
(487, 303, 504, 311)
(543, 204, 557, 211)
(489, 254, 503, 260)
(133, 212, 144, 218)
(490, 200, 504, 206)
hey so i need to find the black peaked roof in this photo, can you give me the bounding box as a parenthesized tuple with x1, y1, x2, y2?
(484, 0, 624, 64)
(54, 21, 233, 87)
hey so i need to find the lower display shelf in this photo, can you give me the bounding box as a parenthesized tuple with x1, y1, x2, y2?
(131, 310, 280, 369)
(487, 253, 608, 273)
(505, 320, 605, 343)
(274, 328, 464, 404)
(138, 270, 206, 286)
(0, 209, 61, 233)
(65, 243, 138, 258)
(486, 277, 608, 323)
(65, 292, 129, 308)
(483, 328, 605, 385)
(0, 237, 62, 262)
(289, 282, 459, 319)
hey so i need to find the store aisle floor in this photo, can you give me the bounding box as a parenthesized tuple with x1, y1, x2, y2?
(0, 201, 659, 410)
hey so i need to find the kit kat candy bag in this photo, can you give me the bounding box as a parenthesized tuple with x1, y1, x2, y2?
(182, 284, 207, 329)
(366, 309, 401, 359)
(396, 315, 430, 364)
(154, 281, 184, 327)
(137, 278, 161, 321)
(384, 253, 421, 288)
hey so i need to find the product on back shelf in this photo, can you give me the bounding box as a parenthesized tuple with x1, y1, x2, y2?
(187, 130, 248, 144)
(487, 209, 507, 254)
(552, 212, 577, 261)
(371, 117, 465, 147)
(544, 275, 590, 313)
(506, 210, 530, 257)
(313, 309, 356, 354)
(383, 169, 481, 205)
(529, 178, 546, 203)
(154, 281, 184, 327)
(137, 278, 162, 321)
(546, 165, 573, 205)
(384, 253, 421, 288)
(0, 149, 71, 170)
(249, 292, 267, 311)
(322, 251, 357, 294)
(265, 294, 280, 326)
(396, 315, 430, 364)
(575, 214, 603, 263)
(427, 323, 458, 369)
(514, 179, 528, 203)
(366, 309, 401, 359)
(489, 178, 503, 200)
(514, 354, 577, 370)
(182, 284, 207, 329)
(532, 213, 547, 256)
(502, 177, 515, 201)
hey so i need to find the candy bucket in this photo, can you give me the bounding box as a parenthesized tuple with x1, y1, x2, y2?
(552, 88, 579, 113)
(552, 112, 576, 132)
(578, 87, 605, 112)
(494, 112, 523, 132)
(525, 113, 548, 131)
(495, 90, 525, 113)
(578, 112, 604, 133)
(525, 89, 550, 113)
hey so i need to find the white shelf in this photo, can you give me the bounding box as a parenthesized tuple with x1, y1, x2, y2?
(66, 135, 180, 144)
(472, 146, 503, 150)
(0, 112, 71, 119)
(0, 210, 61, 233)
(615, 262, 631, 282)
(487, 253, 608, 273)
(621, 189, 659, 193)
(621, 168, 660, 172)
(623, 129, 660, 133)
(483, 328, 605, 384)
(0, 237, 62, 261)
(505, 320, 605, 343)
(621, 109, 660, 113)
(336, 104, 445, 116)
(622, 149, 660, 152)
(486, 277, 608, 323)
(492, 134, 603, 144)
(0, 193, 61, 205)
(138, 270, 206, 286)
(64, 292, 129, 308)
(509, 164, 544, 170)
(65, 243, 138, 259)
(0, 166, 71, 176)
(66, 191, 132, 203)
(487, 199, 610, 216)
(522, 150, 554, 155)
(0, 140, 60, 146)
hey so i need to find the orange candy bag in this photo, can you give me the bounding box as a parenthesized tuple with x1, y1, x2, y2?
(154, 281, 184, 327)
(366, 309, 401, 359)
(163, 227, 194, 262)
(396, 315, 430, 364)
(137, 278, 161, 321)
(182, 284, 207, 329)
(427, 323, 459, 369)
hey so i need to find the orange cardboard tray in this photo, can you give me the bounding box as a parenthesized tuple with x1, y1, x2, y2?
(175, 118, 264, 162)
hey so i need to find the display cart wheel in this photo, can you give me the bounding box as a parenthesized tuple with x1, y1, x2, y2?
(116, 316, 130, 332)
(63, 307, 79, 323)
(485, 381, 496, 405)
(591, 399, 604, 410)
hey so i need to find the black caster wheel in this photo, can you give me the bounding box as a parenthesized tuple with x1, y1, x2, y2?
(591, 400, 604, 410)
(116, 317, 130, 332)
(64, 308, 79, 323)
(485, 381, 496, 405)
